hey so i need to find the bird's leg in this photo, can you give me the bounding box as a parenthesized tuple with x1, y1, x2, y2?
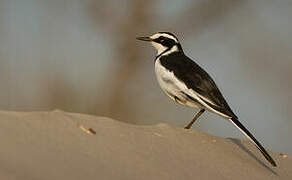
(184, 109, 205, 129)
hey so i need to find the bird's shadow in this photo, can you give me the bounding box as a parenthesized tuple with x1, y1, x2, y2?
(228, 138, 278, 175)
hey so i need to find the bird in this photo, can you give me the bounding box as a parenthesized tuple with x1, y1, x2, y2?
(136, 32, 277, 167)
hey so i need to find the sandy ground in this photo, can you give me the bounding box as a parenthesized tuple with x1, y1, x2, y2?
(0, 110, 291, 180)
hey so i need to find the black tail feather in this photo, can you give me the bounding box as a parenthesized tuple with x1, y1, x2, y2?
(230, 117, 277, 167)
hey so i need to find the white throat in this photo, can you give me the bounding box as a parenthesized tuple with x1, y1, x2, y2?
(151, 42, 179, 56)
(151, 42, 167, 55)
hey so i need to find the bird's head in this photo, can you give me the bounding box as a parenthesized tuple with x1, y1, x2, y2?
(136, 32, 182, 55)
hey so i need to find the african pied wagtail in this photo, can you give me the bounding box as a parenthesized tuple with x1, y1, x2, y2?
(136, 32, 276, 167)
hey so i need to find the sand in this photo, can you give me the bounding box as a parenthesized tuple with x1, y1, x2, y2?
(0, 110, 291, 180)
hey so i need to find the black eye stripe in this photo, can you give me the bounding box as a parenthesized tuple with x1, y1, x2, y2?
(161, 39, 175, 47)
(158, 36, 166, 41)
(153, 37, 162, 43)
(153, 36, 176, 47)
(154, 36, 172, 42)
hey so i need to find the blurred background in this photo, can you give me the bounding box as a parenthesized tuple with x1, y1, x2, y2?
(0, 0, 291, 153)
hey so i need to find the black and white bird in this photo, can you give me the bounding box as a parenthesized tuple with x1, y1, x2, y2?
(136, 32, 276, 167)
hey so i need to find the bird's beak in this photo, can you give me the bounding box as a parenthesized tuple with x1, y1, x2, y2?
(136, 36, 152, 42)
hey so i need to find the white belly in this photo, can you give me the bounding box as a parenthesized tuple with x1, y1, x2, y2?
(154, 59, 201, 108)
(154, 59, 232, 119)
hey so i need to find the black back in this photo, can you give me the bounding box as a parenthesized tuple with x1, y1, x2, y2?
(159, 51, 237, 118)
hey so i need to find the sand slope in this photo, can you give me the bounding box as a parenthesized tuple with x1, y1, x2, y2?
(0, 110, 290, 180)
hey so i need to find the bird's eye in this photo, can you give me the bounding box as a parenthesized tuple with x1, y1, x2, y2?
(161, 38, 166, 42)
(158, 36, 166, 42)
(153, 36, 165, 43)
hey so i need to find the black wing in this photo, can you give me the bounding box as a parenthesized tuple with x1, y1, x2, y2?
(159, 51, 237, 118)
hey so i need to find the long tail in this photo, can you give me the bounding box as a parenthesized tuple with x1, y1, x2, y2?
(229, 117, 277, 167)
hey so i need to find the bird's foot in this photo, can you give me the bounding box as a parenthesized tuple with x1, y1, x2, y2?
(184, 125, 192, 129)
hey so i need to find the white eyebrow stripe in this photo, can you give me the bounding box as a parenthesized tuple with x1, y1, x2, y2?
(160, 33, 178, 42)
(150, 33, 178, 43)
